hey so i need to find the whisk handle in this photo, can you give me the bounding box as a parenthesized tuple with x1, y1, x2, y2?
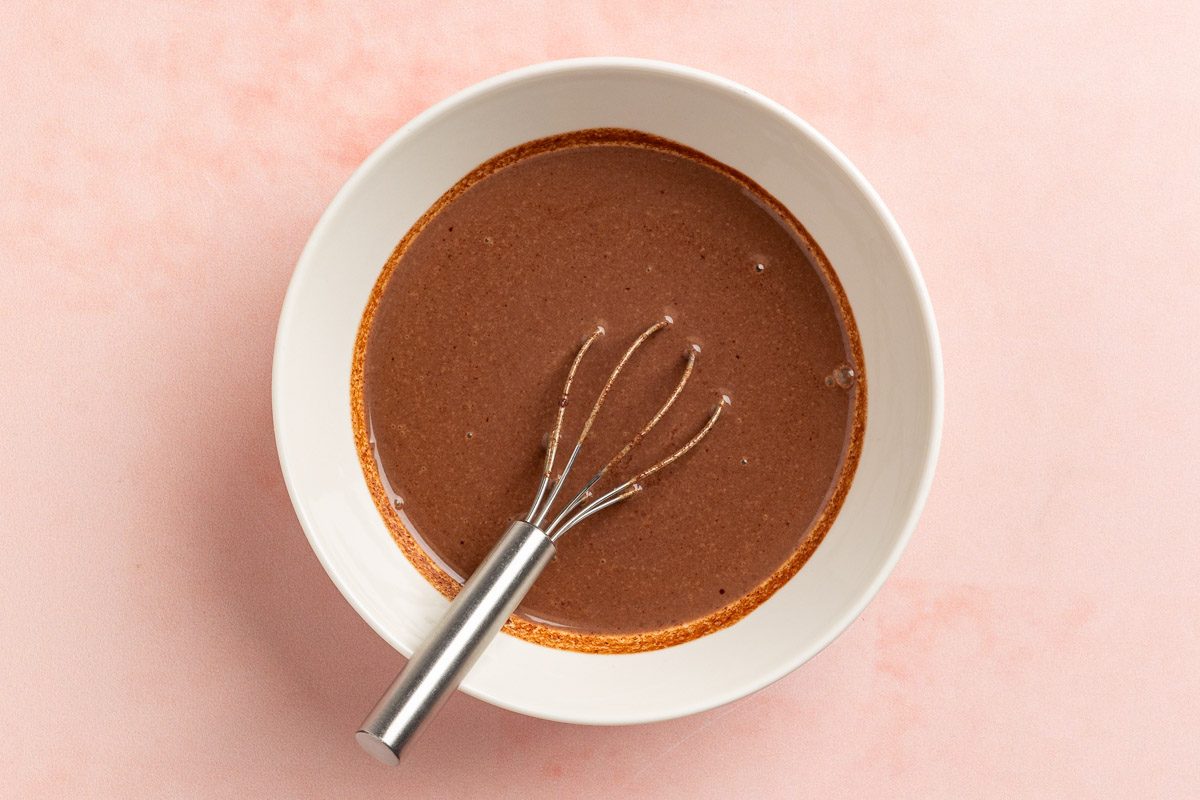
(355, 520, 555, 765)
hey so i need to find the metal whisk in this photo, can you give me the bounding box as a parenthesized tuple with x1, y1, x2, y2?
(356, 318, 726, 765)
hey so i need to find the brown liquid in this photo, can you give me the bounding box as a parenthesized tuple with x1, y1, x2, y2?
(353, 130, 865, 653)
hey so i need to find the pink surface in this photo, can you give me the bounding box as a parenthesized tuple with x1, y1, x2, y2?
(2, 2, 1198, 796)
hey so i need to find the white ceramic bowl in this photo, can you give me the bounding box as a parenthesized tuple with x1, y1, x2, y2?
(273, 58, 942, 725)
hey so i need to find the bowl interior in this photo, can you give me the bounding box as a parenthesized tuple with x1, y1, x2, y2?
(273, 59, 941, 724)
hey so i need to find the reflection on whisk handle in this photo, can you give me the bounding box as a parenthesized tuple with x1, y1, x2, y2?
(355, 520, 555, 765)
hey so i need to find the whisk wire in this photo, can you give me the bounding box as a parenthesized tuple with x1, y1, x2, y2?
(526, 319, 725, 541)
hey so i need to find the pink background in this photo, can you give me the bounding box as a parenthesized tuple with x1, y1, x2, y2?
(3, 2, 1198, 796)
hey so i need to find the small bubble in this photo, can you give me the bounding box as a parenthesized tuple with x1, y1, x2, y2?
(740, 457, 748, 465)
(393, 497, 404, 509)
(825, 376, 835, 387)
(832, 365, 857, 389)
(754, 262, 766, 273)
(465, 431, 474, 439)
(483, 236, 494, 246)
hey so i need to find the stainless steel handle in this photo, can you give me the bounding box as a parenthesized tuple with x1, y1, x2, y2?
(355, 520, 555, 765)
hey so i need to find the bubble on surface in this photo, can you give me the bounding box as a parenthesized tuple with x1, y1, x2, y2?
(830, 364, 859, 388)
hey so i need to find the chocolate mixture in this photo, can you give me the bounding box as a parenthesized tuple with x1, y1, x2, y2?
(353, 130, 865, 652)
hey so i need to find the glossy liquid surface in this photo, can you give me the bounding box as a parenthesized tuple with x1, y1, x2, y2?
(357, 131, 864, 643)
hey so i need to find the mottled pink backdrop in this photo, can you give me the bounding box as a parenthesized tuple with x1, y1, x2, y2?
(2, 2, 1197, 797)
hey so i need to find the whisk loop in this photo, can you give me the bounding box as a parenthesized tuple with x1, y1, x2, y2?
(525, 318, 727, 541)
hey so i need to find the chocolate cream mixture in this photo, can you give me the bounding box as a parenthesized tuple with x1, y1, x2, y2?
(353, 129, 865, 653)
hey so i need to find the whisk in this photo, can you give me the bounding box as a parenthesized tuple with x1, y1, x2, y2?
(356, 318, 726, 765)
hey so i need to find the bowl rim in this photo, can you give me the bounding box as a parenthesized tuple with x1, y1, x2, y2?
(272, 56, 944, 724)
